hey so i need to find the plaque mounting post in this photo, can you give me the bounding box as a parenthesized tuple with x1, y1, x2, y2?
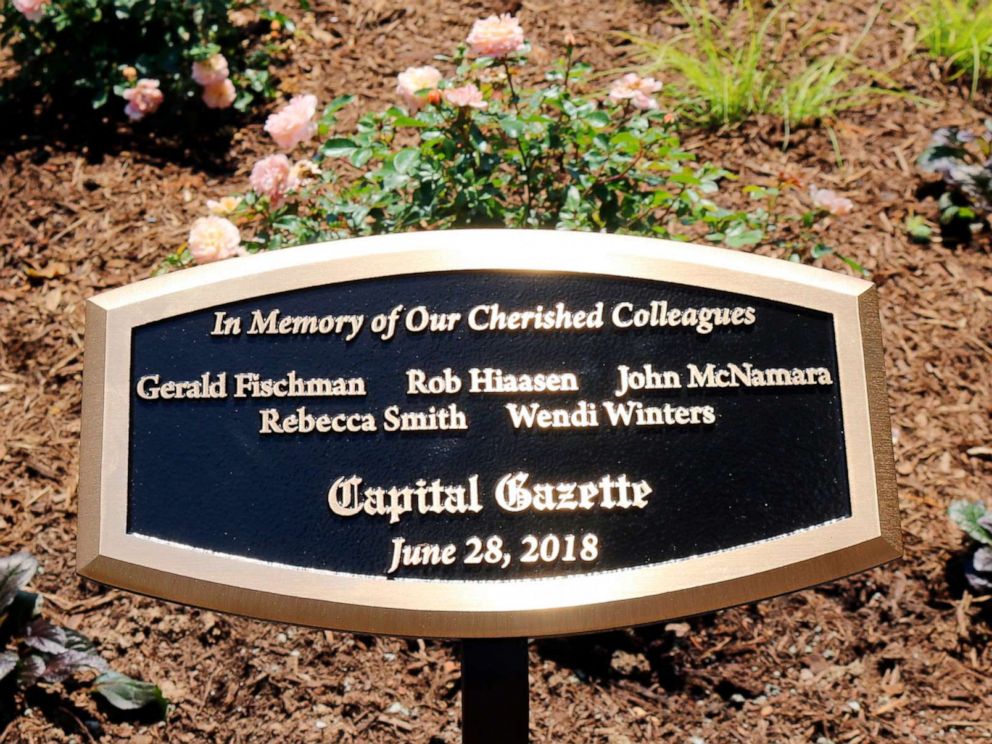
(461, 638, 529, 743)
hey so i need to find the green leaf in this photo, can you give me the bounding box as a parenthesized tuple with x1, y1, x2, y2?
(93, 672, 169, 717)
(584, 111, 611, 128)
(500, 116, 524, 138)
(390, 114, 430, 128)
(382, 170, 409, 191)
(905, 214, 934, 243)
(393, 148, 419, 175)
(324, 94, 355, 115)
(670, 171, 703, 187)
(319, 138, 358, 158)
(609, 131, 640, 155)
(723, 227, 764, 248)
(836, 253, 869, 277)
(91, 88, 109, 110)
(350, 148, 373, 168)
(950, 500, 992, 545)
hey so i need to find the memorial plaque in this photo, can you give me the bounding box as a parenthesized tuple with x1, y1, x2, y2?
(78, 230, 900, 637)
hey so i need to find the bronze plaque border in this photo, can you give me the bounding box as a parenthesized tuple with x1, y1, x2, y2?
(78, 229, 901, 638)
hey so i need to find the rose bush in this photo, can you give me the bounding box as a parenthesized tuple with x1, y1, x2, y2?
(167, 16, 859, 271)
(0, 0, 293, 126)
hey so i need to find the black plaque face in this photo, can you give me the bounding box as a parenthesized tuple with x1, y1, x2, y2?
(78, 231, 900, 637)
(127, 272, 849, 579)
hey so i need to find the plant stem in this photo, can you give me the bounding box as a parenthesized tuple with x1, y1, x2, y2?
(502, 60, 521, 114)
(654, 183, 687, 229)
(499, 60, 534, 221)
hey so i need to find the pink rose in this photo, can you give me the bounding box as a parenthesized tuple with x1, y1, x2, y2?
(122, 79, 164, 122)
(443, 83, 487, 110)
(809, 186, 854, 216)
(12, 0, 49, 21)
(188, 217, 242, 264)
(202, 79, 237, 109)
(609, 73, 662, 111)
(264, 94, 318, 151)
(466, 14, 525, 58)
(192, 53, 230, 87)
(396, 66, 443, 109)
(249, 154, 299, 204)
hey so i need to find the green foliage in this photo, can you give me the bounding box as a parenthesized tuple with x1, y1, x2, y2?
(627, 0, 899, 133)
(917, 123, 992, 236)
(913, 0, 992, 95)
(950, 500, 992, 546)
(92, 671, 169, 716)
(626, 0, 776, 127)
(0, 552, 168, 720)
(181, 45, 771, 260)
(777, 54, 896, 139)
(905, 213, 934, 243)
(0, 0, 287, 121)
(735, 183, 868, 274)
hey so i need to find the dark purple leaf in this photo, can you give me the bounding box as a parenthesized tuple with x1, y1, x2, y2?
(23, 618, 68, 655)
(16, 654, 46, 688)
(41, 649, 109, 683)
(973, 546, 992, 573)
(62, 628, 97, 653)
(965, 547, 992, 593)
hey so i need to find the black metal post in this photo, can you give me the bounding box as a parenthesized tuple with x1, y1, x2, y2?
(461, 637, 529, 743)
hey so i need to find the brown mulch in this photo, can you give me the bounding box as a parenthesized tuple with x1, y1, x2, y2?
(1, 0, 991, 742)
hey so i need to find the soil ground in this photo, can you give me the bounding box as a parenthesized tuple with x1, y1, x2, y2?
(1, 0, 990, 742)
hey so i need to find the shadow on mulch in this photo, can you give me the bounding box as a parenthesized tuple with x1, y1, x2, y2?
(1, 684, 101, 741)
(534, 621, 706, 694)
(1, 681, 168, 741)
(0, 91, 243, 175)
(945, 552, 992, 613)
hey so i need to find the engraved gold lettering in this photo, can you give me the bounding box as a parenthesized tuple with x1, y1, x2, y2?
(467, 302, 604, 331)
(233, 371, 365, 398)
(386, 537, 458, 574)
(258, 407, 377, 434)
(468, 368, 579, 394)
(135, 372, 227, 400)
(614, 364, 681, 397)
(406, 368, 462, 394)
(611, 301, 757, 334)
(247, 308, 364, 341)
(601, 401, 716, 426)
(404, 306, 462, 333)
(494, 473, 652, 513)
(504, 401, 598, 429)
(382, 403, 468, 431)
(686, 362, 833, 388)
(327, 475, 481, 524)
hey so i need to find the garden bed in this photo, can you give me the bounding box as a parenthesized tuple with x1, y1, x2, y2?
(1, 0, 990, 741)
